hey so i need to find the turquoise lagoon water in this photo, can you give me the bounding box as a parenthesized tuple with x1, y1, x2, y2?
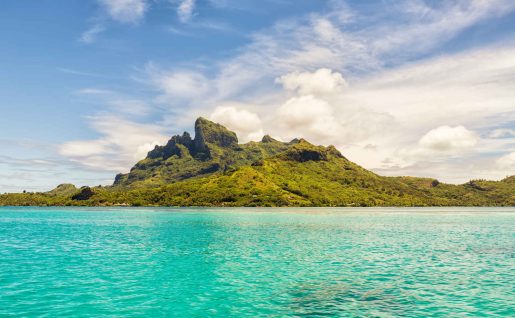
(0, 207, 513, 317)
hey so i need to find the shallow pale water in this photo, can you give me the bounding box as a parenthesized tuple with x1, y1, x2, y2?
(0, 207, 513, 317)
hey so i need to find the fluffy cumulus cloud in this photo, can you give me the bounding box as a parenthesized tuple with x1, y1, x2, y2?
(269, 68, 393, 145)
(210, 106, 263, 142)
(418, 126, 478, 152)
(276, 95, 339, 141)
(210, 68, 392, 147)
(99, 0, 148, 24)
(278, 95, 332, 127)
(276, 68, 348, 96)
(389, 125, 481, 169)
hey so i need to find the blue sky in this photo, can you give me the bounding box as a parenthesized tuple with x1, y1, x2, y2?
(1, 0, 515, 192)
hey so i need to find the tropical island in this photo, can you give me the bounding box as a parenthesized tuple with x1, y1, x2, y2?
(1, 117, 514, 207)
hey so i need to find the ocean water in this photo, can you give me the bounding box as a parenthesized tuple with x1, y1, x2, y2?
(0, 207, 513, 317)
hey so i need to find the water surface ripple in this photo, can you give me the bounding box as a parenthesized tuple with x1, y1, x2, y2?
(0, 207, 513, 317)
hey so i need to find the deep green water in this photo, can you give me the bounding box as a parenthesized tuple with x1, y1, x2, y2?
(0, 207, 513, 317)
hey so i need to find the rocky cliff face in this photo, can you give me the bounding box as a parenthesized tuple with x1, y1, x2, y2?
(279, 139, 345, 162)
(147, 132, 193, 160)
(193, 117, 238, 155)
(113, 117, 319, 187)
(145, 117, 239, 162)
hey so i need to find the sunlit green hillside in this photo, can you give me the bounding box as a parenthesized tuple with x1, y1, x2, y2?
(1, 118, 513, 207)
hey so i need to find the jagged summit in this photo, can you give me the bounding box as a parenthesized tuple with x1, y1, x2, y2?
(113, 118, 281, 186)
(147, 117, 239, 161)
(194, 117, 238, 149)
(280, 140, 345, 162)
(147, 132, 193, 160)
(261, 135, 277, 143)
(113, 117, 342, 187)
(145, 118, 227, 160)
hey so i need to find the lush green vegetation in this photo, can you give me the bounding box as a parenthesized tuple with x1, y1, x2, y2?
(113, 117, 291, 187)
(1, 118, 513, 207)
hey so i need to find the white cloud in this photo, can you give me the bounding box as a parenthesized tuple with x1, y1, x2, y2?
(489, 129, 515, 139)
(59, 115, 168, 172)
(177, 0, 196, 23)
(75, 88, 151, 116)
(58, 68, 114, 79)
(60, 141, 109, 158)
(276, 68, 347, 96)
(99, 0, 148, 24)
(369, 0, 515, 59)
(194, 0, 515, 103)
(276, 95, 339, 141)
(75, 88, 115, 95)
(210, 106, 263, 142)
(419, 126, 478, 152)
(107, 99, 151, 116)
(146, 65, 212, 101)
(496, 152, 515, 169)
(159, 71, 209, 98)
(145, 0, 515, 110)
(389, 126, 480, 169)
(80, 0, 147, 44)
(79, 24, 105, 44)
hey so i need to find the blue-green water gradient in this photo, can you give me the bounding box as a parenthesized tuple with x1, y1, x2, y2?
(0, 207, 514, 317)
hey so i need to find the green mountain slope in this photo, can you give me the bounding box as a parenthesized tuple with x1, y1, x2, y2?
(1, 118, 514, 206)
(113, 117, 291, 187)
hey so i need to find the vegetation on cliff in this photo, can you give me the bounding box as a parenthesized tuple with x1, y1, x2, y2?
(1, 118, 513, 207)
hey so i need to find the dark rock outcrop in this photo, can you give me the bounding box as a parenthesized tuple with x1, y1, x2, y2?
(147, 132, 193, 160)
(281, 140, 344, 162)
(261, 135, 276, 143)
(466, 181, 488, 191)
(193, 117, 238, 156)
(71, 187, 95, 200)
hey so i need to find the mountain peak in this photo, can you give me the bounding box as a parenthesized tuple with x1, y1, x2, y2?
(194, 117, 238, 150)
(47, 183, 77, 196)
(502, 175, 515, 183)
(280, 140, 342, 162)
(116, 117, 346, 187)
(261, 135, 279, 143)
